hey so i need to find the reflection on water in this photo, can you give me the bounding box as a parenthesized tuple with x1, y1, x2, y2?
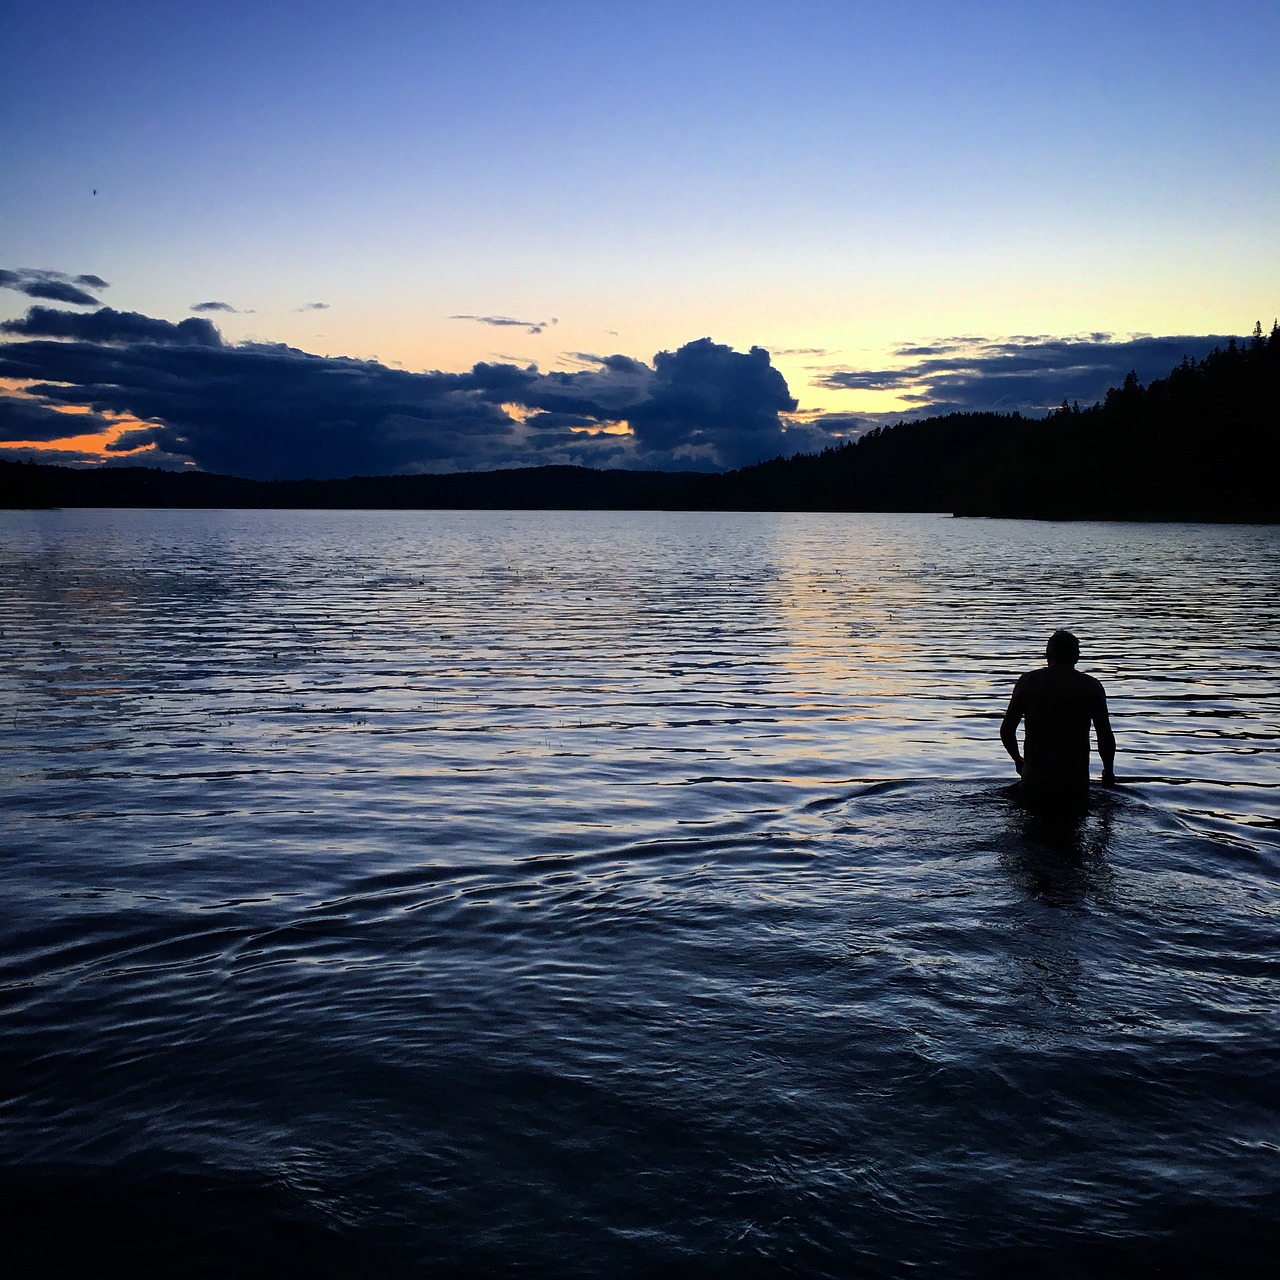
(998, 785, 1118, 903)
(1, 509, 1278, 1277)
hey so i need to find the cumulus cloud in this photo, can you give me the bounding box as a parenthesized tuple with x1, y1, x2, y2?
(0, 302, 821, 479)
(0, 268, 109, 307)
(624, 339, 800, 467)
(452, 314, 558, 336)
(817, 333, 1233, 416)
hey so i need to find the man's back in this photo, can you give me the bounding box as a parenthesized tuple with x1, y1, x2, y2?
(1001, 632, 1116, 810)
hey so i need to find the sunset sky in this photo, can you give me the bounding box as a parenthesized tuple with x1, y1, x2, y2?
(2, 0, 1276, 477)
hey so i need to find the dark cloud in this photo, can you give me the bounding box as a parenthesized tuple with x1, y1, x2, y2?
(566, 352, 651, 376)
(0, 268, 109, 307)
(624, 339, 803, 468)
(560, 351, 649, 376)
(817, 368, 902, 392)
(523, 411, 603, 431)
(192, 301, 245, 313)
(5, 341, 517, 478)
(892, 342, 969, 357)
(452, 314, 557, 336)
(0, 302, 817, 478)
(1, 306, 223, 347)
(818, 333, 1235, 416)
(0, 395, 114, 441)
(6, 289, 1245, 479)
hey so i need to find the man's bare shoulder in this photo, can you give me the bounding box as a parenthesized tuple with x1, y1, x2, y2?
(1076, 669, 1106, 694)
(1056, 668, 1108, 710)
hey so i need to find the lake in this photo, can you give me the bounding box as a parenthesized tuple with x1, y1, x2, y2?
(2, 508, 1278, 1277)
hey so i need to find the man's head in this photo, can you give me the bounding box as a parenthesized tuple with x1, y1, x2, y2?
(1046, 629, 1080, 666)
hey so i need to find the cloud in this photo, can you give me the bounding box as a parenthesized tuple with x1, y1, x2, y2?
(769, 347, 835, 358)
(192, 301, 246, 313)
(452, 314, 558, 336)
(817, 368, 901, 392)
(4, 283, 1247, 480)
(523, 411, 604, 431)
(0, 396, 115, 441)
(295, 302, 329, 312)
(0, 268, 109, 307)
(0, 302, 821, 479)
(624, 339, 801, 468)
(1, 305, 223, 347)
(565, 352, 651, 377)
(817, 333, 1234, 416)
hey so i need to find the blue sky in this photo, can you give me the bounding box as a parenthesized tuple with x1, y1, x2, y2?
(2, 1, 1276, 476)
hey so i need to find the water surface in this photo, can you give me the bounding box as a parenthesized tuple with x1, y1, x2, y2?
(2, 510, 1277, 1276)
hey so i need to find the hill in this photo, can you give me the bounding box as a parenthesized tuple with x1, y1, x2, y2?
(0, 461, 701, 512)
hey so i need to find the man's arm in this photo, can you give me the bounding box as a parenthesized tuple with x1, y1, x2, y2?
(1093, 683, 1116, 784)
(1000, 682, 1025, 775)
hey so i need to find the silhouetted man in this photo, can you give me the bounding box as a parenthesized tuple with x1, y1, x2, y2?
(1001, 630, 1116, 810)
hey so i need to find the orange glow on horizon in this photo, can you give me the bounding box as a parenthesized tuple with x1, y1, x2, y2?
(0, 401, 157, 459)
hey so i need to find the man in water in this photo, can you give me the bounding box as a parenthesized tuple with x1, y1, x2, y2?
(1001, 630, 1116, 809)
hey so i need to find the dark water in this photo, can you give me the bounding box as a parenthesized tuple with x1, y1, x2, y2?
(2, 509, 1278, 1277)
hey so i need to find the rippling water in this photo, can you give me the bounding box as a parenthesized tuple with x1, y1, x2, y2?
(2, 509, 1278, 1277)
